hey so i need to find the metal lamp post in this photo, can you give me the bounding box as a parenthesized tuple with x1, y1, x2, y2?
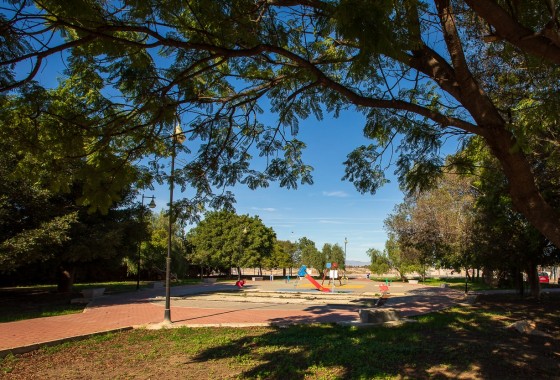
(164, 122, 186, 324)
(236, 226, 248, 280)
(137, 195, 156, 290)
(344, 237, 348, 268)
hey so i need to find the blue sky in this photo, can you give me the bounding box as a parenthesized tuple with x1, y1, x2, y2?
(15, 48, 405, 264)
(12, 22, 405, 264)
(149, 109, 405, 264)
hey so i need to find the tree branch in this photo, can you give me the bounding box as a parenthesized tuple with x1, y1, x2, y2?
(464, 0, 560, 65)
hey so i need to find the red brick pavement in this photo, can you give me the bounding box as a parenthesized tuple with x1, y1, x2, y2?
(0, 281, 465, 357)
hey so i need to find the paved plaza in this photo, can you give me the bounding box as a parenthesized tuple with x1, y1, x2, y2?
(0, 278, 466, 357)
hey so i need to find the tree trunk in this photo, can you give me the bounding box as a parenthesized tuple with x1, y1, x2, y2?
(57, 265, 75, 293)
(482, 268, 489, 284)
(526, 264, 541, 299)
(464, 0, 560, 65)
(514, 268, 524, 296)
(484, 127, 560, 250)
(236, 266, 242, 280)
(431, 1, 560, 251)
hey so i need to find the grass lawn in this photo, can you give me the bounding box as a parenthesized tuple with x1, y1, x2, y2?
(370, 275, 499, 292)
(2, 292, 559, 379)
(421, 277, 494, 292)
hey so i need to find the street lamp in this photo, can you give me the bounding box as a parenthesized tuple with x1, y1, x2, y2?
(164, 121, 186, 324)
(137, 194, 156, 290)
(237, 226, 248, 280)
(344, 237, 348, 268)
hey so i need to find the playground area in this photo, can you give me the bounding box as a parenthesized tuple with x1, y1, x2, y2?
(163, 273, 467, 325)
(232, 273, 401, 294)
(224, 263, 431, 299)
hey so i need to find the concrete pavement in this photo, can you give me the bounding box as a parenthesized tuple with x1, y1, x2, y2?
(0, 279, 466, 357)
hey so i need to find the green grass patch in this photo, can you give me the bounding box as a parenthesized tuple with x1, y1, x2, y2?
(419, 277, 494, 291)
(0, 304, 86, 323)
(73, 281, 152, 293)
(3, 296, 560, 379)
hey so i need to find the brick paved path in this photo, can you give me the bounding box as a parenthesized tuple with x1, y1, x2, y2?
(0, 280, 465, 357)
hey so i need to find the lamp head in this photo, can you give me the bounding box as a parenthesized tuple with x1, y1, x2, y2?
(148, 199, 156, 208)
(174, 123, 186, 144)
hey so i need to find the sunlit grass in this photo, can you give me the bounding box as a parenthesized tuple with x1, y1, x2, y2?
(421, 277, 494, 291)
(2, 300, 556, 380)
(4, 294, 559, 379)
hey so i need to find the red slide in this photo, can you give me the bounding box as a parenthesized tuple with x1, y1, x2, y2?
(305, 274, 331, 292)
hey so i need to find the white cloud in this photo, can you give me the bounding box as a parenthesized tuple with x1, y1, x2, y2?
(318, 219, 344, 224)
(251, 207, 277, 212)
(322, 191, 349, 198)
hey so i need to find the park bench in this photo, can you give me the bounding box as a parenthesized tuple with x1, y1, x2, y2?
(251, 277, 265, 281)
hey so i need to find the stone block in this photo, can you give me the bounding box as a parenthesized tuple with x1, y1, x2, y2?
(358, 308, 402, 324)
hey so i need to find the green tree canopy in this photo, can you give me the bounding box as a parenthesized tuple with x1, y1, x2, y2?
(268, 239, 297, 272)
(321, 243, 346, 269)
(133, 210, 187, 279)
(297, 237, 321, 272)
(188, 210, 275, 276)
(382, 232, 423, 281)
(367, 248, 390, 277)
(0, 126, 142, 289)
(1, 0, 560, 251)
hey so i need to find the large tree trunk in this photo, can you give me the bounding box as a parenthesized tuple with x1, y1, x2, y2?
(431, 0, 560, 250)
(483, 127, 560, 250)
(514, 268, 524, 297)
(464, 0, 560, 65)
(57, 265, 75, 293)
(526, 263, 541, 299)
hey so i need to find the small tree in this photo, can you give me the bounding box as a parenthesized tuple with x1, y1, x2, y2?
(367, 248, 390, 277)
(271, 240, 297, 277)
(298, 237, 321, 274)
(384, 235, 421, 281)
(137, 211, 186, 280)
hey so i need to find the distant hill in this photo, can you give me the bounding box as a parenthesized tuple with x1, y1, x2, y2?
(346, 260, 369, 267)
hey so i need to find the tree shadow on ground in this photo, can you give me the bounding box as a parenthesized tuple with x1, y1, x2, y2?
(0, 287, 84, 322)
(190, 295, 560, 379)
